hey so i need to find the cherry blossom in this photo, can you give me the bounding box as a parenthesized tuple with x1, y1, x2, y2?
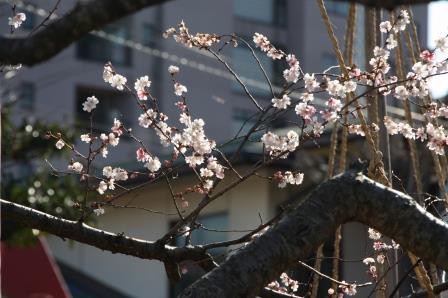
(394, 10, 410, 32)
(368, 228, 382, 240)
(97, 181, 108, 195)
(134, 76, 151, 100)
(301, 93, 314, 102)
(145, 156, 161, 172)
(80, 134, 91, 143)
(252, 33, 284, 60)
(261, 130, 299, 157)
(102, 166, 128, 181)
(362, 257, 375, 265)
(283, 54, 300, 83)
(420, 50, 434, 62)
(376, 254, 385, 264)
(168, 65, 180, 75)
(174, 82, 188, 96)
(304, 73, 319, 92)
(138, 109, 157, 128)
(136, 148, 149, 162)
(93, 207, 105, 216)
(108, 133, 119, 147)
(295, 102, 316, 121)
(103, 64, 127, 90)
(272, 94, 291, 110)
(8, 12, 26, 29)
(393, 85, 409, 100)
(110, 74, 127, 91)
(55, 139, 65, 149)
(435, 36, 448, 53)
(379, 21, 392, 33)
(111, 118, 123, 136)
(277, 171, 304, 188)
(82, 96, 99, 113)
(68, 162, 83, 173)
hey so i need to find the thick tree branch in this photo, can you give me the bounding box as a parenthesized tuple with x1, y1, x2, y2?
(182, 172, 448, 297)
(0, 199, 209, 267)
(334, 0, 441, 9)
(0, 0, 171, 66)
(3, 172, 448, 297)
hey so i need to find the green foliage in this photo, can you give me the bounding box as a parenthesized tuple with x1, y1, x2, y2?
(1, 105, 86, 245)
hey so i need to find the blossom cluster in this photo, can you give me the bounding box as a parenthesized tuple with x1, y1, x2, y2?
(134, 76, 151, 100)
(273, 171, 304, 188)
(253, 33, 285, 60)
(103, 64, 127, 91)
(267, 272, 299, 295)
(97, 166, 129, 195)
(8, 12, 26, 29)
(283, 54, 300, 83)
(384, 116, 448, 155)
(261, 131, 299, 158)
(163, 21, 220, 48)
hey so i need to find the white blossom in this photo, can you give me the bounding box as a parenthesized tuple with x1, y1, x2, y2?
(168, 65, 180, 75)
(93, 207, 105, 216)
(108, 133, 119, 147)
(82, 96, 99, 113)
(394, 85, 409, 100)
(80, 134, 91, 143)
(8, 12, 26, 29)
(283, 54, 300, 83)
(435, 36, 448, 53)
(272, 94, 291, 110)
(145, 156, 161, 172)
(68, 162, 83, 173)
(138, 110, 157, 128)
(55, 139, 65, 150)
(363, 257, 375, 265)
(103, 166, 114, 178)
(174, 83, 187, 96)
(134, 75, 151, 92)
(109, 74, 127, 91)
(304, 73, 319, 92)
(97, 181, 108, 194)
(368, 228, 382, 240)
(379, 21, 392, 33)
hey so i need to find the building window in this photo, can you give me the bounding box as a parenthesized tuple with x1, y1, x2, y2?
(232, 44, 285, 98)
(325, 0, 349, 16)
(169, 213, 229, 297)
(77, 19, 132, 66)
(19, 82, 35, 110)
(76, 87, 134, 132)
(142, 23, 160, 47)
(232, 108, 258, 137)
(21, 11, 35, 30)
(234, 0, 288, 27)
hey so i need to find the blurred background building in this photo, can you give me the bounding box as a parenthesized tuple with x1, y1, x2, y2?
(0, 0, 432, 297)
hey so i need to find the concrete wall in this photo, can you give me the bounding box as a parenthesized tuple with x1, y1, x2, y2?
(47, 169, 272, 298)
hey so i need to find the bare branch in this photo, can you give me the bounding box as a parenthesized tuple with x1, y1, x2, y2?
(0, 199, 206, 265)
(0, 0, 172, 66)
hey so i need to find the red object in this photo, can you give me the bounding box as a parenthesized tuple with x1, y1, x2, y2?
(1, 237, 71, 298)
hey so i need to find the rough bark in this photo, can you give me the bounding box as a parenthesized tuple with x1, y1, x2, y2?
(1, 0, 439, 66)
(0, 0, 171, 66)
(0, 199, 208, 266)
(181, 172, 448, 297)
